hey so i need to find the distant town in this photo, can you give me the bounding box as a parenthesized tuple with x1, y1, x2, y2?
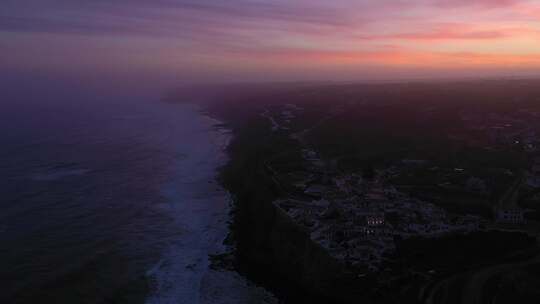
(262, 98, 540, 274)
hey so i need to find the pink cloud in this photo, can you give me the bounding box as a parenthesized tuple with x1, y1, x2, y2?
(355, 23, 535, 42)
(4, 0, 540, 79)
(392, 30, 505, 40)
(513, 2, 540, 19)
(432, 0, 522, 9)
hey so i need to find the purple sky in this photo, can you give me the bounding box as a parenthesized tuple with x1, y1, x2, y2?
(2, 0, 540, 82)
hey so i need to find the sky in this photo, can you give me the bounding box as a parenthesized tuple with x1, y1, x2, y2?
(2, 0, 540, 82)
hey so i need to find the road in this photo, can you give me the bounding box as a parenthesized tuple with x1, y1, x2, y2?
(422, 247, 540, 304)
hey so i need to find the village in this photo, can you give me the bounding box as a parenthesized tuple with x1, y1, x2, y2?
(259, 101, 540, 273)
(272, 148, 481, 272)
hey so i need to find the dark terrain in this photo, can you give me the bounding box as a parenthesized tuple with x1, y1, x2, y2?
(175, 79, 540, 303)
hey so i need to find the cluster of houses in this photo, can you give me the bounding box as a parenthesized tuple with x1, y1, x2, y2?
(274, 173, 481, 272)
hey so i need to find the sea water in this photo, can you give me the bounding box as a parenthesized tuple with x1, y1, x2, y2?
(0, 87, 275, 303)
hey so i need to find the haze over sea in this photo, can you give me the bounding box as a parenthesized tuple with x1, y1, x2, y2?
(0, 79, 275, 304)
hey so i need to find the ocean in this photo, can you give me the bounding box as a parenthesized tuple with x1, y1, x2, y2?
(0, 87, 275, 304)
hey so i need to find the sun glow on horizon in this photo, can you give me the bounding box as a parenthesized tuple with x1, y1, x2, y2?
(2, 0, 540, 81)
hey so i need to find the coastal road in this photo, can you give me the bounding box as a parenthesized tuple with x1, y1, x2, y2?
(422, 248, 540, 304)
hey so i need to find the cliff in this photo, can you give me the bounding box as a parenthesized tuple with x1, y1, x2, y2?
(218, 121, 369, 303)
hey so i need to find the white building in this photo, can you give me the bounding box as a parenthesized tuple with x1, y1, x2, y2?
(495, 208, 525, 224)
(364, 213, 385, 226)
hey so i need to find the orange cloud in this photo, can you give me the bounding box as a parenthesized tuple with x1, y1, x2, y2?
(229, 48, 540, 70)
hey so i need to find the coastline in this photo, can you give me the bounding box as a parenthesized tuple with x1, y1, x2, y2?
(204, 101, 357, 303)
(145, 101, 277, 304)
(194, 105, 279, 304)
